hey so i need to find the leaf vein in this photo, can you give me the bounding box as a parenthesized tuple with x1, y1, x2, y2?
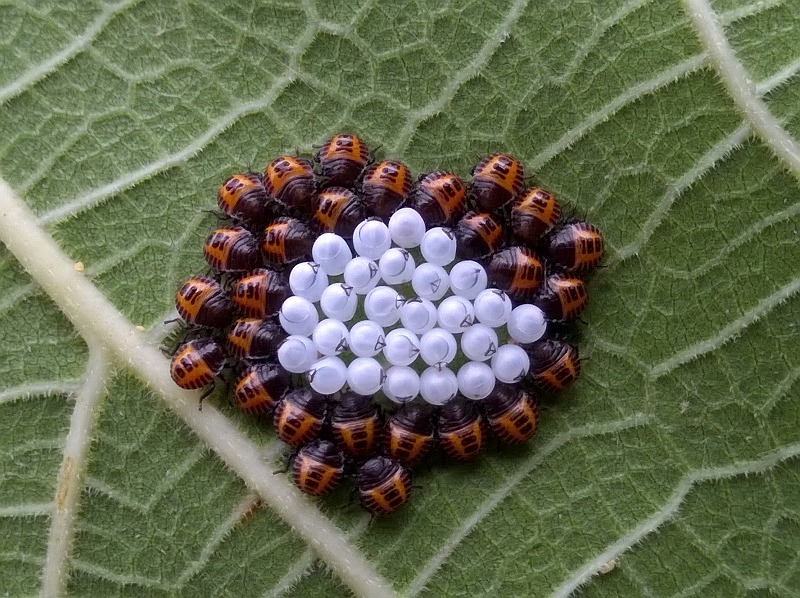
(0, 0, 137, 105)
(684, 0, 800, 181)
(405, 413, 652, 596)
(552, 441, 800, 597)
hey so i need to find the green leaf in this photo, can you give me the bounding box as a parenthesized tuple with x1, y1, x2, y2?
(1, 0, 799, 596)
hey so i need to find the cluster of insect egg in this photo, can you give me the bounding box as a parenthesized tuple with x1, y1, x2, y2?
(168, 133, 604, 515)
(279, 216, 544, 404)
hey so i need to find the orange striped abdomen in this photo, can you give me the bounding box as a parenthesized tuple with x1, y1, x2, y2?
(439, 419, 486, 461)
(170, 339, 225, 390)
(512, 188, 561, 245)
(332, 416, 380, 457)
(292, 440, 344, 496)
(360, 470, 411, 514)
(471, 153, 524, 212)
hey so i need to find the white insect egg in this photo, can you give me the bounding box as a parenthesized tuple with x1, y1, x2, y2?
(278, 295, 319, 336)
(460, 324, 499, 362)
(277, 335, 317, 374)
(312, 233, 352, 276)
(311, 318, 349, 356)
(307, 356, 347, 395)
(382, 366, 421, 404)
(507, 304, 547, 344)
(379, 248, 415, 284)
(420, 227, 457, 266)
(411, 263, 449, 301)
(419, 365, 459, 406)
(419, 328, 458, 366)
(449, 260, 488, 300)
(319, 283, 358, 322)
(347, 357, 386, 395)
(388, 207, 426, 248)
(289, 261, 328, 303)
(400, 297, 439, 335)
(348, 320, 386, 357)
(437, 295, 475, 333)
(383, 328, 420, 366)
(491, 344, 530, 383)
(353, 218, 391, 259)
(456, 361, 496, 400)
(473, 288, 513, 327)
(343, 257, 381, 294)
(364, 286, 403, 327)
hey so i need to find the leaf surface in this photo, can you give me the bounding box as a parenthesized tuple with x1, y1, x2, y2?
(1, 0, 799, 595)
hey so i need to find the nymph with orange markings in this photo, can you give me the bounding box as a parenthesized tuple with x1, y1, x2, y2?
(263, 155, 317, 214)
(384, 405, 435, 466)
(482, 383, 538, 444)
(512, 188, 561, 246)
(330, 392, 382, 458)
(526, 339, 581, 392)
(203, 226, 262, 273)
(273, 388, 327, 446)
(292, 440, 345, 496)
(175, 276, 236, 329)
(454, 211, 503, 259)
(486, 246, 545, 302)
(315, 133, 371, 187)
(231, 269, 290, 318)
(261, 217, 315, 265)
(217, 173, 270, 228)
(533, 274, 588, 322)
(314, 187, 367, 237)
(170, 338, 226, 396)
(546, 220, 604, 272)
(405, 171, 467, 226)
(226, 318, 286, 360)
(232, 363, 291, 415)
(470, 153, 525, 212)
(436, 398, 487, 461)
(357, 456, 412, 515)
(361, 159, 413, 218)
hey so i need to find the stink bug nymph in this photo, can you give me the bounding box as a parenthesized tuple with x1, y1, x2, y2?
(231, 268, 291, 318)
(292, 439, 345, 496)
(486, 247, 545, 302)
(357, 456, 412, 515)
(330, 392, 382, 458)
(175, 276, 236, 329)
(262, 217, 315, 265)
(384, 405, 435, 466)
(361, 159, 413, 218)
(263, 155, 317, 215)
(405, 172, 467, 226)
(526, 339, 581, 392)
(315, 133, 371, 188)
(512, 188, 561, 246)
(226, 318, 287, 360)
(437, 398, 487, 461)
(203, 226, 262, 273)
(217, 173, 270, 228)
(470, 153, 524, 212)
(482, 383, 539, 444)
(232, 363, 291, 415)
(533, 275, 588, 322)
(546, 220, 604, 272)
(314, 187, 367, 238)
(273, 388, 328, 446)
(170, 337, 226, 393)
(454, 212, 503, 259)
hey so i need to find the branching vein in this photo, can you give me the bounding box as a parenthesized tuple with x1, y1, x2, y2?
(0, 179, 396, 598)
(684, 0, 800, 181)
(41, 344, 110, 598)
